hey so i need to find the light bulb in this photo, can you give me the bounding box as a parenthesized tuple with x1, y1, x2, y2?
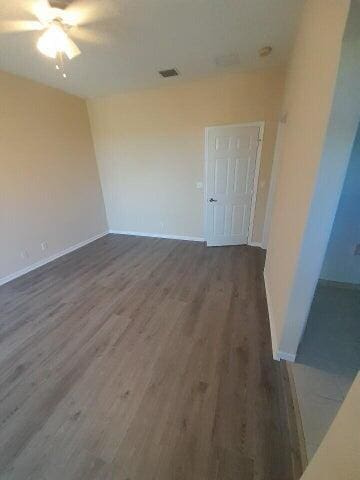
(37, 23, 69, 59)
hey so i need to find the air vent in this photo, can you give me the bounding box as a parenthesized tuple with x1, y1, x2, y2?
(158, 68, 179, 78)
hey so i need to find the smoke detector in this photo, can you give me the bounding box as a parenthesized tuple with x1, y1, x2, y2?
(259, 46, 273, 57)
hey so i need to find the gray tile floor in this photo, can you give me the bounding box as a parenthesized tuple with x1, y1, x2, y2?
(291, 283, 360, 459)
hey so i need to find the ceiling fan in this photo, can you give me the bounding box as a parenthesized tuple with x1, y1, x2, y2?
(1, 0, 109, 76)
(35, 1, 81, 61)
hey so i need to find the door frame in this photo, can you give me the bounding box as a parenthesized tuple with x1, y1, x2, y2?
(203, 121, 265, 246)
(262, 119, 285, 249)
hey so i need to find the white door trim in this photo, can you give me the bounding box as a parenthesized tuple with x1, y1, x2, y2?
(203, 121, 265, 246)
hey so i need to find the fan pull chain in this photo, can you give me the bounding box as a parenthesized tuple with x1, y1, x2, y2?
(55, 52, 67, 79)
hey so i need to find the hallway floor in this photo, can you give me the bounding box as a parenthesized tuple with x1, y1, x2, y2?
(291, 282, 360, 459)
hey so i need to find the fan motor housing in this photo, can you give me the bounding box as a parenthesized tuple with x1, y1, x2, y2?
(49, 0, 73, 9)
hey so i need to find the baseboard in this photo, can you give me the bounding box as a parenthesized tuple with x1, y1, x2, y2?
(109, 230, 204, 242)
(263, 270, 296, 362)
(318, 278, 360, 291)
(263, 270, 280, 361)
(284, 362, 309, 472)
(109, 230, 264, 247)
(248, 241, 266, 249)
(278, 350, 296, 362)
(0, 231, 108, 287)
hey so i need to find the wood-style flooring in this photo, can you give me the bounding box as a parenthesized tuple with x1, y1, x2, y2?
(0, 234, 302, 480)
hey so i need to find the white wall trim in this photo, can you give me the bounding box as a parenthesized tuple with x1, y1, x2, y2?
(262, 120, 285, 249)
(205, 122, 267, 129)
(203, 121, 265, 247)
(248, 121, 265, 245)
(278, 350, 296, 362)
(0, 231, 108, 287)
(318, 279, 360, 291)
(248, 241, 266, 249)
(263, 269, 280, 361)
(263, 269, 296, 362)
(109, 230, 204, 242)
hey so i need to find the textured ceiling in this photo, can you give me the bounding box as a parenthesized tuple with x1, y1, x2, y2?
(0, 0, 304, 98)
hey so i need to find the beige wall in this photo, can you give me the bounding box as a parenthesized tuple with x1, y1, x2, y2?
(264, 0, 351, 358)
(300, 373, 360, 479)
(88, 69, 285, 243)
(0, 70, 107, 282)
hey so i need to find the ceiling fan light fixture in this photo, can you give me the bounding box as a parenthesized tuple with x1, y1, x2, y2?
(36, 22, 80, 60)
(37, 23, 68, 58)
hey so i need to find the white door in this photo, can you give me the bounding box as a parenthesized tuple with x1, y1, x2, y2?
(205, 124, 262, 246)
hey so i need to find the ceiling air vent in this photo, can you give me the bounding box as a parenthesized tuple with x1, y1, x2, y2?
(158, 68, 179, 78)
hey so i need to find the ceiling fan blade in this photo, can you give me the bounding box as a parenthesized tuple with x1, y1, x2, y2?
(70, 26, 109, 45)
(32, 0, 53, 25)
(63, 0, 118, 27)
(0, 20, 44, 33)
(63, 35, 81, 59)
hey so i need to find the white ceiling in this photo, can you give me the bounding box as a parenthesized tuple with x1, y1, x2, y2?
(0, 0, 304, 98)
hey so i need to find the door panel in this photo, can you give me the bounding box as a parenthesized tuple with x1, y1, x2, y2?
(205, 124, 261, 246)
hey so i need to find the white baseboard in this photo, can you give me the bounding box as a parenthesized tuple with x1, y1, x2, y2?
(109, 230, 204, 242)
(0, 231, 108, 287)
(318, 278, 360, 291)
(263, 270, 280, 360)
(263, 270, 296, 362)
(248, 241, 266, 249)
(109, 230, 265, 247)
(277, 350, 296, 362)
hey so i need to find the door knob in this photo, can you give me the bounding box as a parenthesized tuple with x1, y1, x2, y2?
(209, 198, 217, 202)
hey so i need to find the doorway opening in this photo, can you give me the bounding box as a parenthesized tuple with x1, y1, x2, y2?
(291, 123, 360, 460)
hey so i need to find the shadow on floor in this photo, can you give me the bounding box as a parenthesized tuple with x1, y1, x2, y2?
(291, 283, 360, 459)
(297, 284, 360, 376)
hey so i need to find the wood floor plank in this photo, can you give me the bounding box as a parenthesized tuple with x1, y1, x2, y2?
(0, 234, 301, 480)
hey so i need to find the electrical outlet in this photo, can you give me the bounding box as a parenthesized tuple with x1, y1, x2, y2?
(196, 181, 203, 190)
(41, 241, 48, 251)
(354, 244, 360, 256)
(20, 250, 29, 260)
